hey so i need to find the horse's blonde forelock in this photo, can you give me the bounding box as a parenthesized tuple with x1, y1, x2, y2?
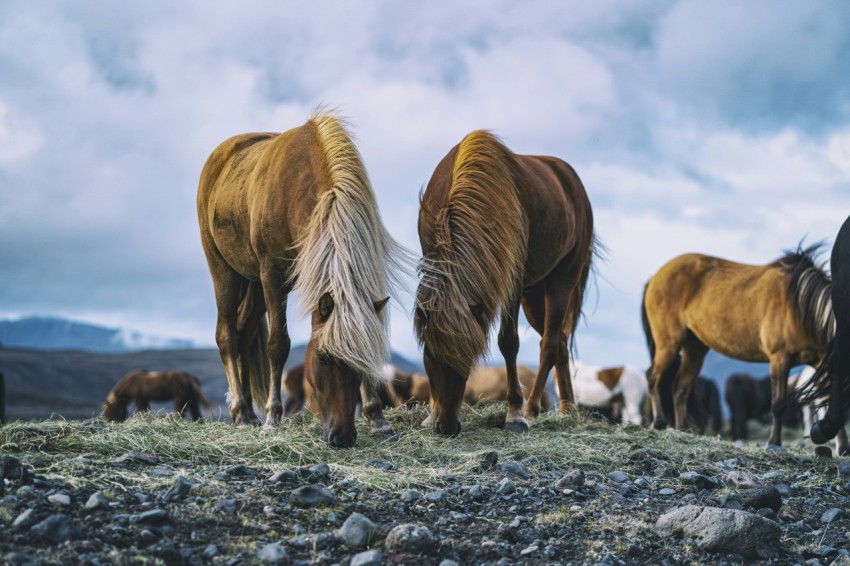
(291, 109, 410, 386)
(415, 130, 527, 372)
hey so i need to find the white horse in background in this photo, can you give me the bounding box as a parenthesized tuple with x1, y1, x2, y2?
(793, 365, 849, 455)
(560, 361, 648, 425)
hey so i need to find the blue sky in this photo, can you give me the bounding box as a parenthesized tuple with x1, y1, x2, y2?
(1, 1, 849, 368)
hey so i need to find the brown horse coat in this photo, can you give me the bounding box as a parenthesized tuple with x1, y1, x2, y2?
(642, 247, 832, 446)
(415, 130, 595, 435)
(102, 370, 211, 423)
(197, 111, 404, 447)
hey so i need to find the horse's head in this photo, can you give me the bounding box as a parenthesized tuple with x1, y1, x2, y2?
(304, 292, 389, 448)
(415, 298, 490, 436)
(102, 394, 127, 423)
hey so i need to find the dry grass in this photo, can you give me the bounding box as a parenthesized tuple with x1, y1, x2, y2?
(0, 404, 832, 494)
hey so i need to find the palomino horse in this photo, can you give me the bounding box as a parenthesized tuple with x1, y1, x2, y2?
(282, 363, 403, 417)
(642, 246, 833, 446)
(567, 362, 647, 426)
(102, 370, 211, 423)
(414, 131, 595, 435)
(783, 217, 850, 453)
(198, 111, 405, 447)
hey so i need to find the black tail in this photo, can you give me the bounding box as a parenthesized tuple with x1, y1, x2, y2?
(708, 380, 723, 435)
(640, 284, 655, 365)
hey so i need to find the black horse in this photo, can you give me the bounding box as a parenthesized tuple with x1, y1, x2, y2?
(781, 214, 850, 454)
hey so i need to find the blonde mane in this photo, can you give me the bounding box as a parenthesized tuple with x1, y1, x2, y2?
(416, 130, 527, 372)
(290, 110, 407, 385)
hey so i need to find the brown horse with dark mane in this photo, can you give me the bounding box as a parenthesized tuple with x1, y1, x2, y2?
(198, 110, 406, 447)
(102, 370, 211, 423)
(642, 245, 833, 446)
(414, 130, 595, 435)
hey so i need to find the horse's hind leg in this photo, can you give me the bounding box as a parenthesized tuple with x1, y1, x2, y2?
(499, 296, 528, 432)
(261, 273, 291, 429)
(767, 353, 791, 447)
(210, 261, 257, 426)
(520, 282, 549, 418)
(673, 336, 708, 431)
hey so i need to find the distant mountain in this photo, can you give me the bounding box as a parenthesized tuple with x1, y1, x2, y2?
(0, 316, 194, 352)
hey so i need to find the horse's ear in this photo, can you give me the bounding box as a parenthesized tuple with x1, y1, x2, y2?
(470, 304, 485, 324)
(318, 292, 334, 321)
(373, 296, 390, 314)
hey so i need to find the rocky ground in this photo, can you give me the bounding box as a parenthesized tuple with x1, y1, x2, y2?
(1, 408, 849, 565)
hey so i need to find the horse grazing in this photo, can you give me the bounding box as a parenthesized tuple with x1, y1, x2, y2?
(102, 370, 211, 423)
(198, 110, 405, 447)
(414, 130, 595, 435)
(282, 363, 403, 417)
(642, 245, 832, 446)
(569, 362, 647, 426)
(781, 216, 850, 454)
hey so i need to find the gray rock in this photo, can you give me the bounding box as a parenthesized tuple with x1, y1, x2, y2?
(838, 460, 850, 479)
(738, 486, 782, 511)
(821, 507, 847, 524)
(289, 532, 336, 550)
(31, 514, 83, 544)
(351, 549, 382, 566)
(130, 509, 170, 525)
(555, 469, 585, 489)
(500, 460, 530, 479)
(439, 560, 459, 566)
(203, 545, 218, 558)
(290, 485, 334, 507)
(47, 493, 70, 506)
(658, 488, 676, 496)
(117, 451, 158, 465)
(655, 505, 780, 559)
(425, 490, 446, 503)
(3, 552, 36, 566)
(224, 464, 257, 478)
(150, 466, 173, 478)
(496, 478, 516, 495)
(831, 555, 850, 566)
(477, 451, 498, 470)
(384, 523, 435, 553)
(270, 470, 298, 483)
(257, 542, 289, 564)
(679, 471, 721, 490)
(140, 529, 158, 546)
(163, 476, 192, 502)
(338, 512, 376, 548)
(297, 463, 331, 482)
(12, 508, 35, 528)
(726, 471, 762, 489)
(84, 491, 109, 511)
(608, 471, 631, 484)
(468, 483, 484, 501)
(213, 499, 237, 514)
(718, 494, 743, 510)
(400, 490, 422, 503)
(363, 460, 394, 471)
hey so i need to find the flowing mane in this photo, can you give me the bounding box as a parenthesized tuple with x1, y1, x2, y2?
(779, 243, 834, 347)
(416, 130, 527, 372)
(290, 110, 406, 385)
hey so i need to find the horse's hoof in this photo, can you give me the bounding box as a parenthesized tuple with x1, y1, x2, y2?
(810, 421, 837, 445)
(504, 420, 530, 433)
(371, 423, 395, 436)
(420, 412, 435, 428)
(814, 446, 833, 458)
(652, 419, 667, 430)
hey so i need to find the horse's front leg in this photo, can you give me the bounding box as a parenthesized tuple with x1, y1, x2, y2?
(767, 353, 791, 447)
(361, 382, 394, 436)
(499, 298, 528, 432)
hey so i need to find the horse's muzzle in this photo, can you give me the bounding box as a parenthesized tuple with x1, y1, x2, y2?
(327, 430, 357, 449)
(810, 419, 840, 445)
(434, 420, 461, 437)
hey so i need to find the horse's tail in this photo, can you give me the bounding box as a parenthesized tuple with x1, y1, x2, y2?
(188, 377, 213, 411)
(237, 283, 271, 413)
(564, 234, 599, 355)
(641, 283, 656, 365)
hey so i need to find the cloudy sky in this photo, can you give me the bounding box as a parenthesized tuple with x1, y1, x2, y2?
(1, 1, 849, 369)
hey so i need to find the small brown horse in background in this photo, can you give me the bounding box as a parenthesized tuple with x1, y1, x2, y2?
(102, 370, 212, 423)
(415, 365, 552, 413)
(282, 363, 404, 417)
(198, 110, 406, 447)
(642, 245, 832, 446)
(415, 130, 595, 435)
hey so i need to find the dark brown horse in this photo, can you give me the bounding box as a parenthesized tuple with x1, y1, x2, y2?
(414, 130, 595, 435)
(198, 111, 406, 447)
(782, 215, 850, 454)
(724, 373, 772, 441)
(642, 245, 832, 446)
(102, 370, 211, 423)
